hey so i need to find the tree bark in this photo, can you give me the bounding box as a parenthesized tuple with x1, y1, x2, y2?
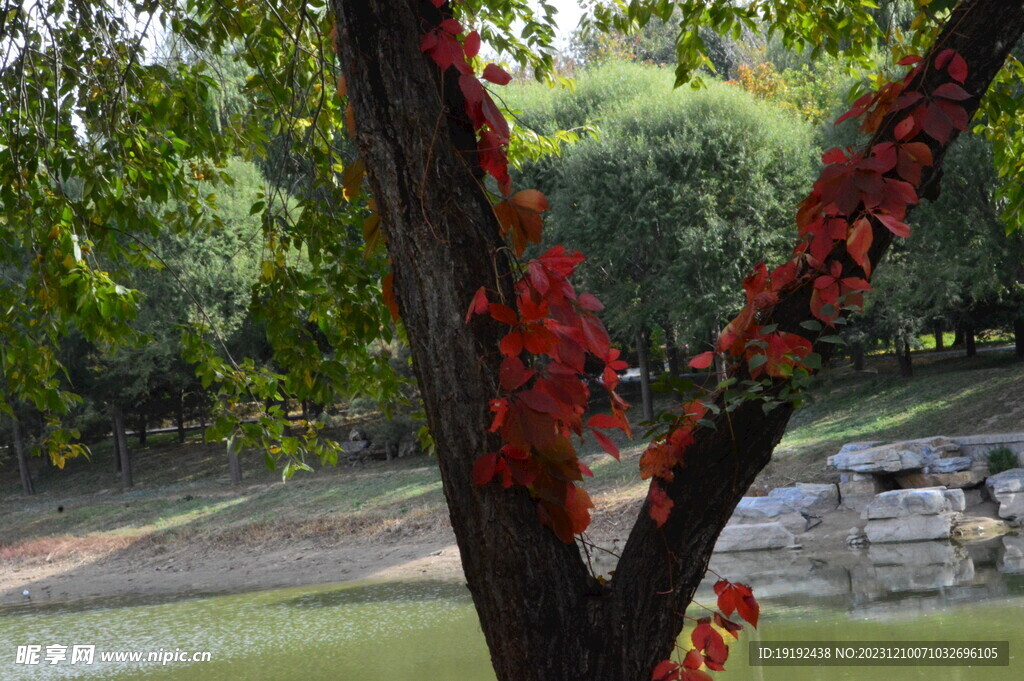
(852, 342, 865, 371)
(11, 411, 35, 496)
(636, 330, 654, 422)
(965, 322, 977, 357)
(330, 1, 1024, 679)
(896, 338, 913, 378)
(661, 320, 681, 378)
(228, 435, 243, 486)
(177, 391, 186, 444)
(111, 404, 132, 489)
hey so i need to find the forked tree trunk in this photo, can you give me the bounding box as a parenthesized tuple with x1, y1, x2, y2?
(330, 1, 1024, 678)
(111, 404, 132, 489)
(11, 411, 35, 496)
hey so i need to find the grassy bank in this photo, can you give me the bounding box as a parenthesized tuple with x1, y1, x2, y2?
(2, 349, 1021, 557)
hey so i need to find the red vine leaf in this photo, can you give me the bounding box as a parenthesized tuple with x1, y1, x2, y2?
(482, 63, 512, 85)
(465, 286, 489, 323)
(689, 351, 715, 370)
(647, 482, 673, 527)
(463, 30, 481, 59)
(714, 580, 759, 628)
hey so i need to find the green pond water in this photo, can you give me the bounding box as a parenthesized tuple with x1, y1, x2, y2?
(2, 536, 1024, 680)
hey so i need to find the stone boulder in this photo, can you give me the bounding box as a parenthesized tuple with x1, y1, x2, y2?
(927, 457, 972, 474)
(864, 512, 960, 543)
(863, 488, 965, 519)
(828, 445, 925, 474)
(895, 468, 986, 490)
(1000, 535, 1024, 574)
(715, 522, 796, 552)
(767, 483, 840, 516)
(829, 437, 963, 474)
(985, 468, 1024, 520)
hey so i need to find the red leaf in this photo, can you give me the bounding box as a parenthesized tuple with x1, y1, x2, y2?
(894, 114, 915, 141)
(581, 315, 611, 358)
(689, 351, 715, 370)
(714, 612, 744, 639)
(651, 660, 681, 681)
(577, 293, 603, 311)
(482, 63, 512, 85)
(499, 329, 523, 356)
(846, 217, 873, 277)
(590, 427, 620, 459)
(647, 482, 674, 527)
(691, 619, 728, 670)
(897, 54, 922, 66)
(875, 212, 911, 238)
(488, 303, 518, 325)
(500, 356, 535, 391)
(518, 388, 562, 415)
(933, 82, 971, 101)
(509, 188, 549, 212)
(921, 102, 953, 144)
(473, 452, 498, 485)
(463, 30, 481, 59)
(683, 649, 704, 670)
(587, 413, 622, 430)
(440, 18, 462, 34)
(465, 286, 489, 323)
(714, 580, 759, 628)
(947, 52, 968, 83)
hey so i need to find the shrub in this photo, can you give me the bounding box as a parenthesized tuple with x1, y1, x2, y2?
(987, 447, 1018, 475)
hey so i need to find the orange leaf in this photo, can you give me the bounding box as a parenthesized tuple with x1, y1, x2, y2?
(846, 217, 873, 277)
(689, 351, 714, 370)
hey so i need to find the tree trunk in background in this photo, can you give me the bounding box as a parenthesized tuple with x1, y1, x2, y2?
(331, 1, 1024, 678)
(661, 320, 681, 377)
(1015, 318, 1024, 359)
(177, 391, 186, 444)
(111, 405, 132, 489)
(852, 342, 865, 371)
(934, 321, 944, 351)
(953, 324, 964, 348)
(636, 330, 654, 422)
(965, 323, 977, 357)
(137, 415, 147, 447)
(11, 412, 35, 496)
(113, 420, 122, 473)
(228, 436, 243, 486)
(897, 339, 913, 378)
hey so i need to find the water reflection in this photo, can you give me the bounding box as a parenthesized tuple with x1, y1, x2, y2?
(1, 535, 1022, 681)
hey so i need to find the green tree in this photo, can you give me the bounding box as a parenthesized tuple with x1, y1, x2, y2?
(512, 63, 816, 414)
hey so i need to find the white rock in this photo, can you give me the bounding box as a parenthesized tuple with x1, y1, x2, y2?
(715, 522, 796, 552)
(864, 489, 951, 519)
(767, 483, 840, 515)
(864, 512, 959, 543)
(985, 469, 1024, 519)
(828, 445, 924, 473)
